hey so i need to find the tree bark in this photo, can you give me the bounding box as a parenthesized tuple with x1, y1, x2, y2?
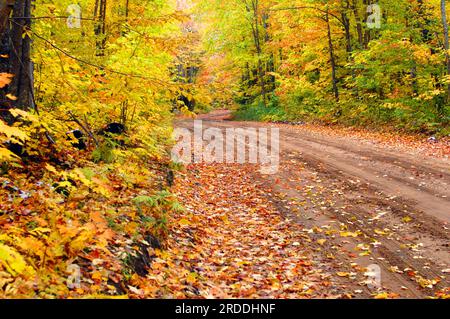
(0, 0, 14, 75)
(252, 0, 266, 107)
(363, 0, 373, 48)
(95, 0, 107, 56)
(244, 0, 266, 106)
(0, 0, 14, 37)
(0, 0, 34, 111)
(325, 10, 339, 102)
(441, 0, 450, 101)
(351, 0, 364, 48)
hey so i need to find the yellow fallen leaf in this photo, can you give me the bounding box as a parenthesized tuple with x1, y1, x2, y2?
(416, 276, 439, 289)
(76, 288, 85, 294)
(45, 164, 58, 174)
(402, 216, 412, 223)
(317, 239, 327, 246)
(359, 251, 371, 257)
(374, 292, 389, 299)
(337, 272, 350, 277)
(374, 229, 388, 236)
(0, 243, 35, 277)
(186, 272, 197, 284)
(29, 227, 52, 237)
(340, 231, 359, 238)
(221, 215, 230, 224)
(179, 218, 191, 226)
(92, 271, 103, 281)
(0, 120, 27, 141)
(0, 147, 19, 161)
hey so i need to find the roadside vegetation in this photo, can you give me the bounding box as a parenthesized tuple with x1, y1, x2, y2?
(0, 0, 190, 297)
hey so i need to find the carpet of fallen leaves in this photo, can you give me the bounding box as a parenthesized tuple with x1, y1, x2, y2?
(144, 163, 339, 299)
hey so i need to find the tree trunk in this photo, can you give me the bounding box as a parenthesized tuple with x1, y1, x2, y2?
(363, 0, 374, 48)
(326, 11, 339, 102)
(0, 0, 34, 111)
(341, 0, 352, 55)
(245, 0, 266, 107)
(0, 1, 13, 75)
(95, 0, 107, 56)
(351, 0, 364, 48)
(252, 0, 266, 107)
(0, 0, 14, 36)
(441, 0, 450, 101)
(341, 1, 359, 97)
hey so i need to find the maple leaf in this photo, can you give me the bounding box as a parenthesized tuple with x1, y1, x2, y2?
(0, 243, 36, 277)
(0, 147, 19, 161)
(0, 73, 13, 88)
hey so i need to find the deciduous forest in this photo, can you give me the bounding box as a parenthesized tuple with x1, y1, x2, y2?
(0, 0, 448, 300)
(199, 0, 449, 134)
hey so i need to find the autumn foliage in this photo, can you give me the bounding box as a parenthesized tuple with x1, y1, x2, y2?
(197, 0, 450, 134)
(0, 0, 187, 298)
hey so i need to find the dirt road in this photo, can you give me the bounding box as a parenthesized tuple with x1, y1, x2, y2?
(175, 111, 449, 298)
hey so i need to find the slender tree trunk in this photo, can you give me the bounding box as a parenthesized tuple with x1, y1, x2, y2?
(342, 13, 352, 53)
(408, 2, 418, 96)
(351, 0, 364, 48)
(267, 53, 275, 91)
(247, 0, 266, 106)
(95, 0, 107, 56)
(342, 1, 359, 97)
(325, 11, 339, 102)
(341, 0, 352, 55)
(253, 1, 266, 107)
(363, 0, 373, 48)
(262, 11, 275, 92)
(441, 0, 450, 101)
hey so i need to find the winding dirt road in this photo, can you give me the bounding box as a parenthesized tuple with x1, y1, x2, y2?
(176, 111, 449, 298)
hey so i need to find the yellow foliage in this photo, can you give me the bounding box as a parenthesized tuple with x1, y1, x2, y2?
(0, 147, 19, 161)
(69, 226, 96, 252)
(0, 120, 28, 142)
(9, 109, 39, 124)
(0, 243, 36, 277)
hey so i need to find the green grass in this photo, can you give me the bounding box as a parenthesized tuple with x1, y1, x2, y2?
(233, 103, 288, 122)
